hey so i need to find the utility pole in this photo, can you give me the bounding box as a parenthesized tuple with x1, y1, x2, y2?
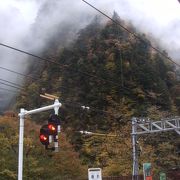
(132, 117, 138, 180)
(18, 99, 61, 180)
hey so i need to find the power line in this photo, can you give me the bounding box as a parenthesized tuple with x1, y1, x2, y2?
(0, 87, 20, 94)
(0, 82, 124, 119)
(0, 2, 175, 117)
(0, 66, 38, 80)
(0, 65, 123, 99)
(0, 66, 84, 96)
(0, 81, 24, 90)
(0, 43, 57, 65)
(0, 2, 178, 98)
(0, 43, 133, 106)
(0, 65, 128, 108)
(0, 74, 127, 119)
(0, 66, 70, 95)
(0, 78, 23, 88)
(0, 76, 129, 119)
(82, 0, 180, 68)
(0, 77, 121, 118)
(0, 43, 129, 90)
(62, 100, 123, 119)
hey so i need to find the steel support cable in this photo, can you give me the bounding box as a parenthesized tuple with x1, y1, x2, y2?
(82, 0, 180, 68)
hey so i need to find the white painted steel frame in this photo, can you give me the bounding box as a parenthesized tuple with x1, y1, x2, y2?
(131, 117, 180, 180)
(18, 99, 61, 180)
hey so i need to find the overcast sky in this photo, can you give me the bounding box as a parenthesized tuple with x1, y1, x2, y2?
(0, 0, 180, 110)
(0, 0, 180, 60)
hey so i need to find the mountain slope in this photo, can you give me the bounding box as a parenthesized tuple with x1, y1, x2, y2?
(15, 14, 180, 176)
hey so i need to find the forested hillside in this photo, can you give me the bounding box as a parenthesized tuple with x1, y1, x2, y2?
(1, 14, 179, 178)
(0, 115, 87, 179)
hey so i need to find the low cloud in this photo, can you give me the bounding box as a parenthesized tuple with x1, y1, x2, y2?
(0, 0, 180, 111)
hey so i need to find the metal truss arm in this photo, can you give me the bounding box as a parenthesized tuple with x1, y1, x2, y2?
(132, 117, 180, 135)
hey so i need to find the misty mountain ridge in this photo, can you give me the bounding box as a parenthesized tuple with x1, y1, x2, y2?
(2, 12, 180, 177)
(16, 12, 179, 120)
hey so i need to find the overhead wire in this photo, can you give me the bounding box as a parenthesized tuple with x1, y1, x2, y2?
(0, 65, 118, 103)
(0, 66, 119, 118)
(0, 35, 132, 119)
(0, 87, 20, 94)
(0, 81, 24, 90)
(0, 78, 23, 88)
(82, 0, 180, 68)
(8, 48, 130, 99)
(56, 0, 180, 101)
(0, 65, 66, 92)
(0, 2, 159, 130)
(0, 1, 171, 118)
(0, 66, 38, 80)
(0, 2, 178, 98)
(0, 43, 130, 104)
(62, 101, 118, 118)
(0, 43, 130, 91)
